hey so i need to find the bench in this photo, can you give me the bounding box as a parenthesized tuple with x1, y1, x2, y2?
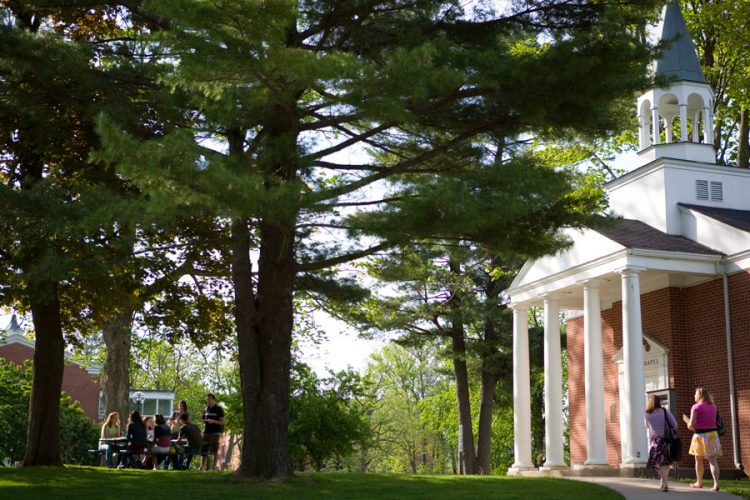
(88, 449, 105, 467)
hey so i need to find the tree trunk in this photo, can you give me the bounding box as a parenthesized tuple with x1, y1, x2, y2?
(738, 108, 749, 168)
(475, 323, 499, 475)
(235, 217, 296, 478)
(447, 256, 479, 474)
(23, 281, 65, 466)
(232, 217, 261, 476)
(451, 333, 478, 474)
(102, 308, 133, 423)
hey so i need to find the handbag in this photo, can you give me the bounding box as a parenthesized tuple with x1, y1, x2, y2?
(664, 409, 682, 461)
(716, 412, 726, 436)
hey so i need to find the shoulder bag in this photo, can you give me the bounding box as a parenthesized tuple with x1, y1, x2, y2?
(664, 409, 682, 461)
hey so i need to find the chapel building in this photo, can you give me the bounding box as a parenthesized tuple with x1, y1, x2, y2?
(508, 1, 749, 475)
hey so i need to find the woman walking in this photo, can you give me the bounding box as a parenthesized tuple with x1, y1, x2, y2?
(645, 395, 678, 492)
(682, 387, 722, 491)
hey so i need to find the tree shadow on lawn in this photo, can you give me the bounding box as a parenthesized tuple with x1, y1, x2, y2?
(0, 467, 622, 500)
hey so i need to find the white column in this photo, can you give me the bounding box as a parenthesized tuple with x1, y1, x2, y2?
(620, 268, 648, 466)
(703, 107, 713, 145)
(651, 107, 660, 145)
(638, 115, 650, 150)
(510, 305, 535, 472)
(679, 104, 688, 142)
(664, 117, 674, 143)
(692, 112, 701, 142)
(542, 296, 565, 468)
(583, 281, 607, 465)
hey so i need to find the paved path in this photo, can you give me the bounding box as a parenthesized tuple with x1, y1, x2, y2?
(569, 477, 741, 500)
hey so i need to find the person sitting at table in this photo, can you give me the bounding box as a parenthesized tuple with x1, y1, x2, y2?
(140, 415, 155, 466)
(169, 411, 182, 439)
(177, 400, 188, 418)
(173, 413, 202, 470)
(120, 411, 147, 468)
(150, 413, 172, 470)
(144, 416, 155, 442)
(99, 411, 121, 468)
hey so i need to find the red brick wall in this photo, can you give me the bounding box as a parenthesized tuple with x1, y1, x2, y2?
(567, 316, 585, 464)
(728, 271, 750, 471)
(567, 275, 746, 470)
(0, 343, 101, 421)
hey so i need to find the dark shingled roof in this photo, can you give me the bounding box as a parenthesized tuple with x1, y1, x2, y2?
(654, 1, 706, 84)
(594, 218, 719, 255)
(679, 203, 750, 233)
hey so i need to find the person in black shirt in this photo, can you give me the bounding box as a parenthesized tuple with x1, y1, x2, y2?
(119, 411, 147, 468)
(200, 393, 225, 470)
(173, 413, 203, 470)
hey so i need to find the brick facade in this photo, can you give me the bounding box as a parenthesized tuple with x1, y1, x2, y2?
(568, 271, 750, 471)
(0, 342, 101, 421)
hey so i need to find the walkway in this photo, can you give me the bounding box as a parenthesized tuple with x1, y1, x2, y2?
(570, 477, 741, 500)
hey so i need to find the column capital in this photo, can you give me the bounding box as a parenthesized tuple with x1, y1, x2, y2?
(509, 303, 529, 312)
(617, 266, 646, 277)
(577, 277, 602, 288)
(542, 293, 560, 302)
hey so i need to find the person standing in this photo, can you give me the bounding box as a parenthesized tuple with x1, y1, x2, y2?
(645, 395, 678, 492)
(200, 393, 225, 471)
(683, 387, 722, 491)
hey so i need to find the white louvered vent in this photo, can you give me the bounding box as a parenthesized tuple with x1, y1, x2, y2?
(696, 180, 708, 200)
(710, 181, 723, 201)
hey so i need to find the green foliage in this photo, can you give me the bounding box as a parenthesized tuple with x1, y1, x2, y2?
(680, 0, 750, 165)
(289, 363, 370, 472)
(0, 359, 98, 465)
(358, 342, 456, 474)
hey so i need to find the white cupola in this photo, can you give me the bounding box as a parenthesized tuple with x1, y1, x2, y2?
(636, 1, 715, 165)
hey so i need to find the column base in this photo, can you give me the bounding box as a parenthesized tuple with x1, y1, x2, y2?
(507, 464, 537, 476)
(620, 461, 647, 469)
(539, 463, 568, 471)
(575, 462, 613, 470)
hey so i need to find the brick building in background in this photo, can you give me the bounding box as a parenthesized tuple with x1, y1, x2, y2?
(508, 2, 748, 476)
(0, 314, 103, 421)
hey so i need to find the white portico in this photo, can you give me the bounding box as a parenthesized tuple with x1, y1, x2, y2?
(507, 1, 750, 474)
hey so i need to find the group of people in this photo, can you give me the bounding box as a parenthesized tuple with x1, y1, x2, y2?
(99, 393, 226, 471)
(645, 387, 722, 492)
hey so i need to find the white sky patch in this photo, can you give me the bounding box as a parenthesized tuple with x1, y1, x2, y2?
(298, 310, 388, 376)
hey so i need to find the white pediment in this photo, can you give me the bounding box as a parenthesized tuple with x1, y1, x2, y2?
(511, 227, 625, 291)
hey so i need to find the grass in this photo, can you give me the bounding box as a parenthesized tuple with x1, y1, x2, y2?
(682, 479, 750, 499)
(0, 467, 625, 499)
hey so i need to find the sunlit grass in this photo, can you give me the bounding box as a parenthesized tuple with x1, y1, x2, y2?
(682, 479, 750, 499)
(0, 467, 625, 499)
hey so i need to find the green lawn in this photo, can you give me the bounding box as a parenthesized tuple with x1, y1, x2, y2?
(684, 479, 750, 499)
(0, 467, 623, 499)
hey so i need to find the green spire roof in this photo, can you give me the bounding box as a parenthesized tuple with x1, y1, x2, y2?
(6, 314, 22, 333)
(654, 1, 706, 84)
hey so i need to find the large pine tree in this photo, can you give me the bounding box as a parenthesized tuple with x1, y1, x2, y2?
(0, 1, 186, 465)
(96, 0, 660, 477)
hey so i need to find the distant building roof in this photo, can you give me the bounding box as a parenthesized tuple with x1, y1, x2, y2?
(679, 204, 750, 233)
(594, 218, 720, 255)
(0, 314, 101, 375)
(654, 1, 706, 84)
